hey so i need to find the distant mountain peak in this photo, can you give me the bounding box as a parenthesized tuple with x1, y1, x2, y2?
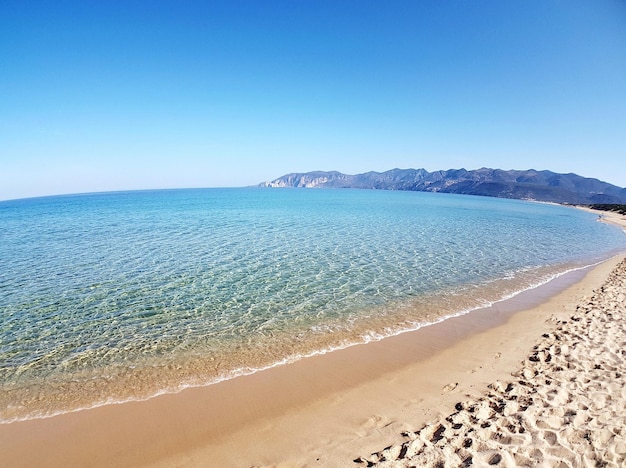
(259, 168, 626, 204)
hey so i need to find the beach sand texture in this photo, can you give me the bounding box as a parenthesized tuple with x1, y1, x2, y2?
(356, 257, 626, 467)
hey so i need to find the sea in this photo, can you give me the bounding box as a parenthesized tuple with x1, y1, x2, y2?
(1, 187, 625, 423)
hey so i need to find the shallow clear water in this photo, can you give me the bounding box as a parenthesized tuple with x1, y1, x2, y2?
(1, 188, 625, 421)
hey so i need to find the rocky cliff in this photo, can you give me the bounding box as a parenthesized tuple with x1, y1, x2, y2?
(260, 168, 626, 204)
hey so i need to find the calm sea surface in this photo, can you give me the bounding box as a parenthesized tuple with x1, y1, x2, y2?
(1, 188, 625, 422)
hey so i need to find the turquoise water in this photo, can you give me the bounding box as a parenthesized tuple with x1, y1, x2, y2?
(1, 188, 625, 422)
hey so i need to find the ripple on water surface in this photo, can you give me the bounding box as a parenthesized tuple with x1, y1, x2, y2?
(1, 188, 625, 421)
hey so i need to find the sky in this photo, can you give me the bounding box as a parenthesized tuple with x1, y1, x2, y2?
(2, 0, 626, 201)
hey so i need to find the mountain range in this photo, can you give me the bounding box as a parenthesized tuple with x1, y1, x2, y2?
(260, 168, 626, 205)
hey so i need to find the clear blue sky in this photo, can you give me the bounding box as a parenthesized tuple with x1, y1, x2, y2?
(2, 0, 626, 200)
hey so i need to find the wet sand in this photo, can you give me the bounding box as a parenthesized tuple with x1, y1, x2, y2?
(1, 210, 625, 467)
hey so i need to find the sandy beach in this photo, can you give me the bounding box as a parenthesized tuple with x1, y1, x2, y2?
(355, 208, 626, 467)
(1, 209, 625, 467)
(357, 256, 626, 467)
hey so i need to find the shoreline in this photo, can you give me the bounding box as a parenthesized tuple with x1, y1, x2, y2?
(0, 257, 606, 425)
(2, 197, 624, 424)
(576, 204, 626, 230)
(358, 255, 626, 466)
(0, 258, 612, 423)
(1, 249, 625, 467)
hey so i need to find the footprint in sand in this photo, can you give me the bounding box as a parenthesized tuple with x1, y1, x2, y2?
(443, 382, 458, 393)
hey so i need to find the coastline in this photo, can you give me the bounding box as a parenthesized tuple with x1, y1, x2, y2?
(0, 262, 602, 426)
(10, 190, 624, 427)
(355, 208, 626, 467)
(577, 205, 626, 230)
(357, 255, 626, 467)
(1, 248, 625, 466)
